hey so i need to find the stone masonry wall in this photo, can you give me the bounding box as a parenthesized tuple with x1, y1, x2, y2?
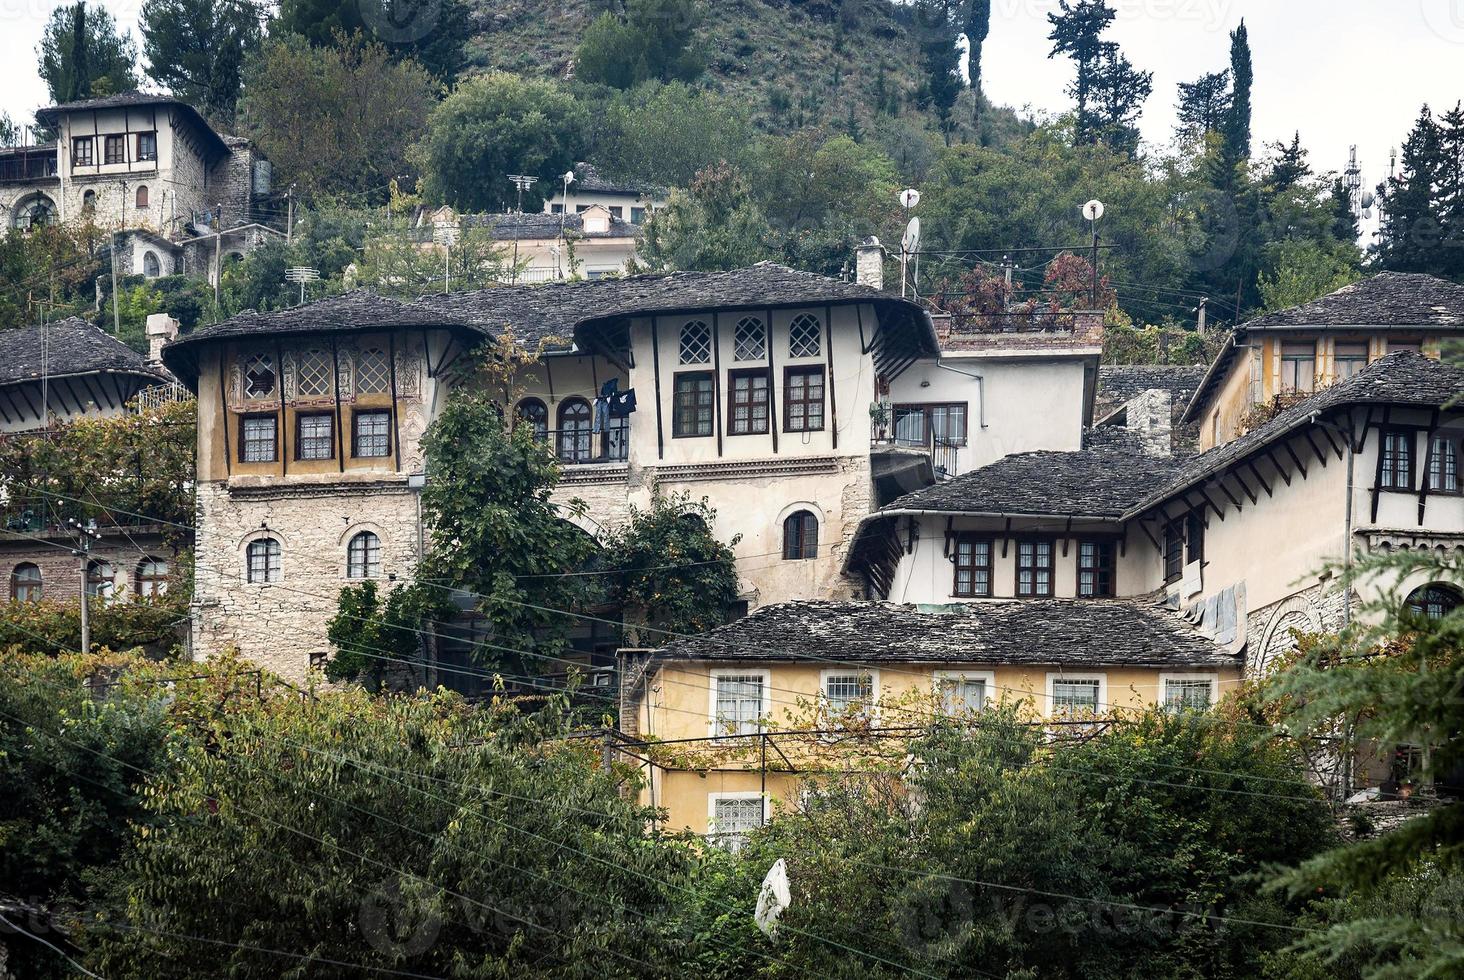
(192, 478, 421, 682)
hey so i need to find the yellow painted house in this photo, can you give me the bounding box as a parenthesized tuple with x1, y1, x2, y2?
(617, 599, 1241, 838)
(1183, 272, 1464, 450)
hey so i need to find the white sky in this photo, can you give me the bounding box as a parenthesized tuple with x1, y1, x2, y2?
(1, 0, 1460, 213)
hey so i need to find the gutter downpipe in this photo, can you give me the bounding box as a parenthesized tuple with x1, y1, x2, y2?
(934, 357, 986, 429)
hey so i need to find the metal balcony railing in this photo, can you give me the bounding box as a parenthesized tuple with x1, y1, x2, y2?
(537, 427, 629, 465)
(870, 423, 962, 479)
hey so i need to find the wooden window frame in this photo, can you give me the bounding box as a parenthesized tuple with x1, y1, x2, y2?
(783, 510, 818, 561)
(671, 371, 715, 439)
(1279, 341, 1316, 393)
(727, 368, 771, 436)
(951, 535, 993, 598)
(1380, 428, 1414, 491)
(10, 562, 42, 601)
(1015, 538, 1055, 598)
(783, 365, 825, 433)
(71, 137, 93, 167)
(346, 531, 381, 579)
(239, 412, 278, 463)
(1185, 511, 1205, 565)
(137, 131, 158, 162)
(1163, 521, 1184, 584)
(295, 411, 336, 461)
(135, 557, 168, 597)
(246, 538, 281, 584)
(1076, 539, 1116, 598)
(352, 409, 392, 458)
(103, 134, 125, 165)
(1333, 341, 1369, 379)
(1427, 435, 1460, 495)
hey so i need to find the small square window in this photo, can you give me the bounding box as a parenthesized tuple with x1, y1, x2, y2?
(296, 413, 334, 461)
(712, 673, 766, 737)
(353, 410, 391, 458)
(240, 414, 277, 463)
(1163, 677, 1214, 712)
(1334, 342, 1369, 379)
(1051, 677, 1101, 715)
(710, 796, 764, 851)
(823, 671, 875, 725)
(1280, 342, 1316, 393)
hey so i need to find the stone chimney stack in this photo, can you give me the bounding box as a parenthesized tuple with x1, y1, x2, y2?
(856, 237, 884, 291)
(146, 313, 180, 365)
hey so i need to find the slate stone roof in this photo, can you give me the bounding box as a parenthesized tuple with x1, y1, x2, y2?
(1136, 350, 1464, 516)
(34, 92, 228, 156)
(656, 599, 1239, 669)
(462, 211, 640, 240)
(1096, 365, 1207, 418)
(1241, 273, 1464, 331)
(881, 446, 1186, 519)
(164, 264, 937, 383)
(1184, 273, 1464, 422)
(565, 162, 664, 198)
(0, 318, 167, 387)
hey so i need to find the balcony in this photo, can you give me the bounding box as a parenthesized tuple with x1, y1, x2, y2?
(0, 147, 59, 184)
(540, 427, 629, 466)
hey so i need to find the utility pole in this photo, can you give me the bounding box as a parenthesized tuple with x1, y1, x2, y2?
(109, 232, 120, 336)
(286, 185, 295, 243)
(1082, 199, 1105, 309)
(1196, 297, 1208, 334)
(214, 205, 223, 307)
(68, 519, 100, 653)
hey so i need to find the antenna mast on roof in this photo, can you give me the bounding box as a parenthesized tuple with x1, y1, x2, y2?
(507, 174, 537, 214)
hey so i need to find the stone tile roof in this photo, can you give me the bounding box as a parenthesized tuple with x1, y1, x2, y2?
(936, 310, 1104, 355)
(462, 211, 640, 240)
(1137, 350, 1464, 516)
(0, 318, 167, 387)
(1242, 273, 1464, 331)
(566, 162, 664, 198)
(881, 446, 1187, 519)
(163, 264, 938, 382)
(1184, 273, 1464, 422)
(34, 91, 228, 156)
(1096, 365, 1207, 417)
(656, 598, 1239, 669)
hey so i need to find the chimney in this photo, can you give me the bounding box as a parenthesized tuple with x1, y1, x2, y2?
(146, 313, 179, 364)
(856, 236, 884, 291)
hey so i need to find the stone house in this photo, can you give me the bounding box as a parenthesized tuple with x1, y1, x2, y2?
(0, 92, 281, 284)
(1185, 272, 1464, 450)
(0, 317, 185, 608)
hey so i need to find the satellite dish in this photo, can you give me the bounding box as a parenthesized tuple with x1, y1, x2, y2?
(900, 188, 921, 210)
(1082, 199, 1105, 221)
(563, 171, 576, 184)
(902, 217, 921, 255)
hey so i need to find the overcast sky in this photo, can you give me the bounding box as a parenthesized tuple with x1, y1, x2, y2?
(2, 0, 1460, 222)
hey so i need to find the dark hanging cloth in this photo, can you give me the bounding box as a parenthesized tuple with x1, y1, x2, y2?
(608, 389, 637, 417)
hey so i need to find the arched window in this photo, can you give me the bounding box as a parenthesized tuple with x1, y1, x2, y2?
(347, 531, 381, 579)
(135, 185, 149, 208)
(296, 348, 331, 397)
(516, 398, 549, 442)
(10, 563, 41, 601)
(679, 320, 711, 364)
(246, 538, 281, 583)
(788, 313, 822, 358)
(783, 510, 818, 560)
(11, 194, 56, 231)
(733, 316, 766, 362)
(82, 190, 96, 214)
(1407, 583, 1462, 620)
(356, 348, 390, 393)
(85, 560, 116, 601)
(557, 398, 593, 463)
(136, 557, 169, 597)
(143, 251, 161, 277)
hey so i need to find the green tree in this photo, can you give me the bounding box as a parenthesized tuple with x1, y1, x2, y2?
(1262, 548, 1464, 977)
(638, 163, 775, 272)
(325, 580, 444, 688)
(1087, 43, 1152, 154)
(1375, 104, 1447, 275)
(1266, 131, 1310, 194)
(1221, 19, 1253, 164)
(964, 0, 992, 130)
(273, 0, 469, 82)
(1175, 69, 1230, 144)
(601, 492, 740, 643)
(356, 223, 514, 297)
(574, 0, 704, 89)
(1046, 0, 1116, 146)
(593, 81, 754, 189)
(79, 687, 690, 976)
(37, 2, 137, 104)
(418, 388, 599, 674)
(139, 0, 262, 123)
(413, 73, 586, 212)
(912, 0, 963, 144)
(238, 33, 437, 200)
(0, 112, 19, 147)
(1257, 239, 1361, 312)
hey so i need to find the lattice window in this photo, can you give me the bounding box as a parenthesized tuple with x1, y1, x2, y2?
(733, 316, 766, 361)
(1052, 678, 1100, 714)
(297, 349, 331, 397)
(711, 797, 764, 850)
(1163, 678, 1213, 712)
(788, 313, 822, 358)
(823, 672, 873, 722)
(713, 674, 765, 737)
(357, 348, 390, 393)
(679, 320, 712, 364)
(243, 354, 276, 399)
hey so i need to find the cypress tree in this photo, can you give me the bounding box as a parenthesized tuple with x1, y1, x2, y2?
(1436, 102, 1464, 278)
(1223, 20, 1252, 162)
(966, 0, 991, 130)
(1376, 105, 1446, 274)
(1175, 69, 1230, 143)
(1046, 0, 1116, 145)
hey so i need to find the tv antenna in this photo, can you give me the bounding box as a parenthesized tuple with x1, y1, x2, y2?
(1082, 199, 1104, 309)
(507, 174, 537, 213)
(284, 266, 320, 305)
